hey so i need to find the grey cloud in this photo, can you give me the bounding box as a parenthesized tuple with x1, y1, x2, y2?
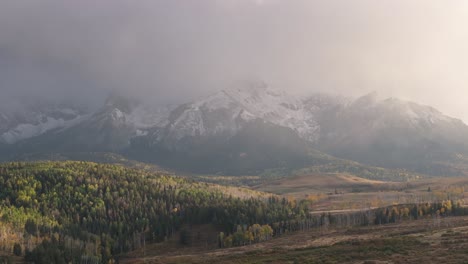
(1, 0, 468, 121)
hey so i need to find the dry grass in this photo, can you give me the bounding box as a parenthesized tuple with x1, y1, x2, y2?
(120, 175, 468, 263)
(121, 216, 468, 264)
(115, 174, 468, 263)
(253, 174, 468, 211)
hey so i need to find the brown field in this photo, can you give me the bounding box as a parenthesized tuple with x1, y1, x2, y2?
(254, 174, 468, 211)
(254, 173, 386, 196)
(121, 215, 468, 264)
(118, 174, 468, 264)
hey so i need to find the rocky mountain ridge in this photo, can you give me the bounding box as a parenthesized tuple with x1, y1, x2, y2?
(2, 82, 468, 176)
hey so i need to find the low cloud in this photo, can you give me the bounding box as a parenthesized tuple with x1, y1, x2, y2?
(1, 0, 468, 121)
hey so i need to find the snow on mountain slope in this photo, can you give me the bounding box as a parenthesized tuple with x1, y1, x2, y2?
(341, 94, 463, 133)
(0, 93, 176, 145)
(1, 115, 86, 144)
(163, 81, 321, 142)
(92, 94, 173, 135)
(3, 85, 468, 163)
(3, 84, 468, 176)
(126, 105, 172, 129)
(0, 106, 88, 144)
(313, 92, 468, 174)
(379, 98, 453, 126)
(224, 82, 320, 141)
(46, 93, 176, 150)
(99, 93, 165, 125)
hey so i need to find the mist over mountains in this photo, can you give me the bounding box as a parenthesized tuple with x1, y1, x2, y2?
(2, 81, 468, 177)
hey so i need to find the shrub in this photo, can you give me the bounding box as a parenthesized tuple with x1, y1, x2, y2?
(13, 243, 22, 256)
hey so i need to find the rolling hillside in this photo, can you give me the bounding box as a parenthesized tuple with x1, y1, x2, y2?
(0, 161, 306, 263)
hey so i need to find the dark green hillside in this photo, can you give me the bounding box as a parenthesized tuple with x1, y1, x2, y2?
(128, 120, 332, 176)
(0, 161, 306, 263)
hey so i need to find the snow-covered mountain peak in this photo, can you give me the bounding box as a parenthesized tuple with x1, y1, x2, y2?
(304, 93, 350, 113)
(92, 95, 173, 131)
(3, 84, 464, 161)
(0, 104, 88, 144)
(109, 108, 126, 122)
(377, 97, 453, 126)
(163, 82, 320, 142)
(221, 82, 303, 116)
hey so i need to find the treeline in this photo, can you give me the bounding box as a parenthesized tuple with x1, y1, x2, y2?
(0, 161, 308, 263)
(373, 200, 466, 225)
(218, 199, 468, 250)
(314, 200, 467, 230)
(219, 224, 274, 247)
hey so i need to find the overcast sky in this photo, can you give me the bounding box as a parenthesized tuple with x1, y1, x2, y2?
(1, 1, 468, 121)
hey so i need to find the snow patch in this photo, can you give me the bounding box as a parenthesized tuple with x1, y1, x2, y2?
(111, 108, 125, 121)
(165, 83, 321, 142)
(126, 105, 171, 129)
(1, 115, 85, 144)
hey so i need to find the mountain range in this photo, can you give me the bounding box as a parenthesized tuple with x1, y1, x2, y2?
(2, 81, 468, 177)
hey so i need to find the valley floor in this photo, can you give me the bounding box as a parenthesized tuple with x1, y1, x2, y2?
(255, 173, 468, 212)
(121, 215, 468, 264)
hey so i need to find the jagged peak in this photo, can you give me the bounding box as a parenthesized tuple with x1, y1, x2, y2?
(190, 80, 292, 112)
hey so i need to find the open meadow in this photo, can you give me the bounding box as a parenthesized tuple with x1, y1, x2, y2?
(121, 215, 468, 264)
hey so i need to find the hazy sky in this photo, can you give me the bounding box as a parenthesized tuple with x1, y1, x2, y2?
(1, 0, 468, 121)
